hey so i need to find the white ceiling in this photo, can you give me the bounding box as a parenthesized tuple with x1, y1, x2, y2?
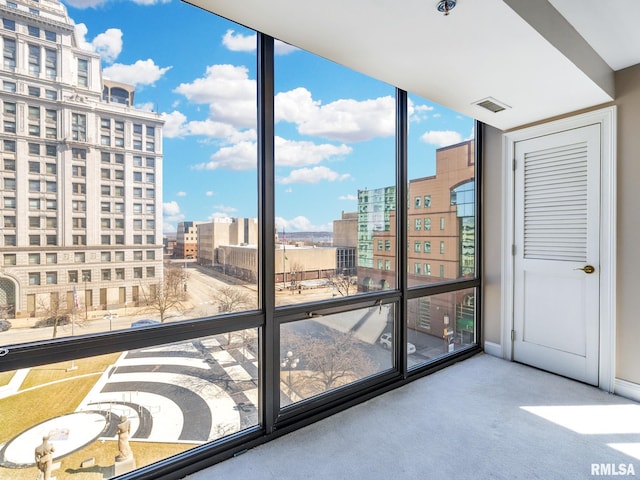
(188, 0, 637, 130)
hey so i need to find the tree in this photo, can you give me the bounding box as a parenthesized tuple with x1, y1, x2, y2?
(327, 274, 357, 297)
(141, 265, 189, 322)
(212, 286, 252, 314)
(288, 330, 376, 393)
(36, 293, 69, 339)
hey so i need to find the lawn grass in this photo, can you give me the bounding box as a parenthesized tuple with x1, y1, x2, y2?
(0, 441, 195, 480)
(0, 370, 14, 387)
(0, 352, 196, 479)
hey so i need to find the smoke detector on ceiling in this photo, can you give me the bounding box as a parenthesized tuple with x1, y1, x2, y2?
(437, 0, 457, 16)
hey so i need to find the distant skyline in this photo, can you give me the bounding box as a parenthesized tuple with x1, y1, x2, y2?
(63, 0, 474, 233)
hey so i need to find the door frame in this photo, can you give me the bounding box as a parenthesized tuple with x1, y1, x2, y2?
(500, 106, 617, 392)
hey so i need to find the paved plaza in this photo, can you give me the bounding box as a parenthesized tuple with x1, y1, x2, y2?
(0, 334, 259, 470)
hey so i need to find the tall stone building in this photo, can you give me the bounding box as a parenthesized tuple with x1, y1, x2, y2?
(0, 0, 163, 318)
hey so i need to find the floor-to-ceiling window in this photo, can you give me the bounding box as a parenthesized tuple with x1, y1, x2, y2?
(0, 3, 480, 479)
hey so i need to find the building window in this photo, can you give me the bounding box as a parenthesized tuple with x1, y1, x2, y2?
(3, 254, 16, 265)
(440, 241, 445, 254)
(77, 58, 88, 87)
(45, 30, 56, 42)
(3, 80, 15, 92)
(3, 19, 15, 31)
(133, 267, 142, 279)
(74, 252, 85, 263)
(414, 263, 421, 274)
(115, 251, 125, 262)
(29, 216, 40, 228)
(45, 48, 56, 79)
(46, 253, 57, 264)
(414, 196, 421, 209)
(29, 253, 40, 265)
(29, 235, 40, 246)
(3, 234, 16, 246)
(414, 241, 421, 253)
(424, 218, 431, 231)
(424, 241, 431, 253)
(424, 195, 431, 207)
(414, 218, 421, 230)
(3, 37, 16, 70)
(28, 44, 40, 76)
(440, 217, 445, 230)
(28, 273, 41, 285)
(425, 263, 431, 275)
(46, 272, 57, 285)
(440, 265, 445, 278)
(146, 267, 155, 278)
(102, 269, 111, 281)
(115, 268, 125, 280)
(72, 113, 87, 141)
(72, 235, 87, 245)
(101, 252, 111, 262)
(146, 250, 155, 260)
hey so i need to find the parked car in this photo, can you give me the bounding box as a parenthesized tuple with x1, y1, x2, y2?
(33, 315, 71, 328)
(0, 319, 11, 332)
(379, 332, 417, 355)
(131, 319, 160, 328)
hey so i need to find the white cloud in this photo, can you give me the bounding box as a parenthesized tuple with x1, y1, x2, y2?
(176, 191, 187, 197)
(275, 136, 351, 167)
(131, 0, 170, 5)
(65, 0, 108, 8)
(213, 204, 238, 213)
(91, 28, 122, 63)
(275, 41, 298, 55)
(279, 166, 350, 185)
(103, 59, 171, 87)
(222, 30, 255, 52)
(163, 201, 185, 232)
(205, 191, 214, 197)
(174, 64, 256, 128)
(222, 30, 297, 55)
(73, 24, 122, 63)
(421, 130, 463, 148)
(339, 194, 357, 201)
(275, 88, 395, 142)
(192, 141, 257, 171)
(161, 110, 188, 138)
(275, 216, 332, 232)
(135, 102, 156, 112)
(192, 136, 351, 171)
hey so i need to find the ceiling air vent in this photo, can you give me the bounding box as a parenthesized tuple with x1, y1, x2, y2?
(473, 97, 510, 113)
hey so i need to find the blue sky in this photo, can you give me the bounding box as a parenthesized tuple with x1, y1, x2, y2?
(63, 0, 474, 233)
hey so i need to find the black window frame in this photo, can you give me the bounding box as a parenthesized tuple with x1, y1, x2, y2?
(0, 31, 481, 480)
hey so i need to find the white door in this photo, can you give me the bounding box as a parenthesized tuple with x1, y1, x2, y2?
(513, 124, 600, 385)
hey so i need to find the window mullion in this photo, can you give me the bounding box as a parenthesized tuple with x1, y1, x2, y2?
(257, 32, 277, 434)
(396, 88, 409, 376)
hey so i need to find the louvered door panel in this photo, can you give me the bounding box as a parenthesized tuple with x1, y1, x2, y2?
(523, 141, 588, 261)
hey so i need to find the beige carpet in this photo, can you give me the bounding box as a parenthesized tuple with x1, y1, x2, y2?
(187, 354, 640, 479)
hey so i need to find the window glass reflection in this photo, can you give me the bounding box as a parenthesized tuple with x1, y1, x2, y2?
(407, 288, 476, 368)
(407, 94, 476, 287)
(0, 330, 258, 478)
(274, 49, 396, 306)
(280, 304, 395, 407)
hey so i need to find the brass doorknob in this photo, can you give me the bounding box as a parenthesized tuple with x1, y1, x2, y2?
(575, 265, 595, 274)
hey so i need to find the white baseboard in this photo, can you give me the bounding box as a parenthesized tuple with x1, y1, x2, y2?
(614, 378, 640, 402)
(483, 341, 502, 358)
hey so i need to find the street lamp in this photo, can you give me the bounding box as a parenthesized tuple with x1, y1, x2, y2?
(280, 350, 299, 389)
